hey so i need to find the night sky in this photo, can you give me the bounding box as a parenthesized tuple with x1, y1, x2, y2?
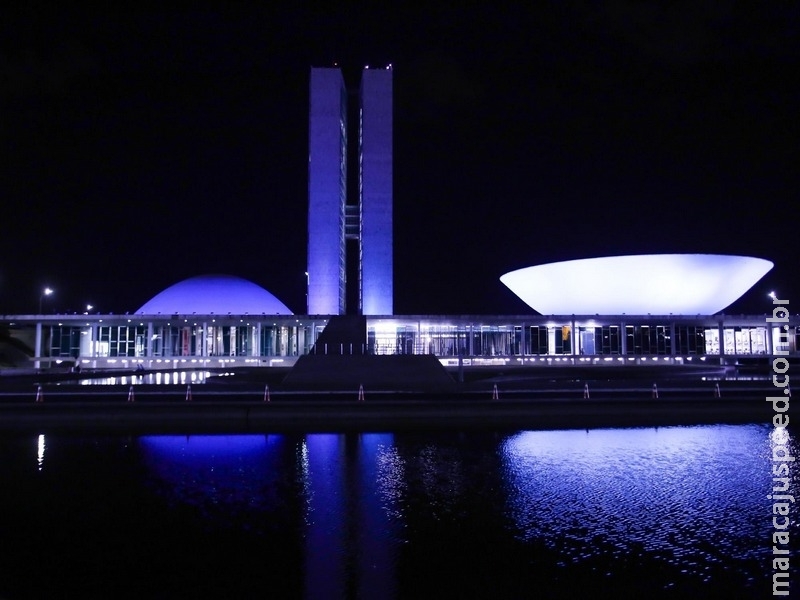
(1, 4, 797, 316)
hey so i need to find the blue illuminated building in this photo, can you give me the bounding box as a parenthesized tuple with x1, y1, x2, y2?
(308, 68, 348, 315)
(307, 66, 393, 316)
(2, 69, 798, 374)
(359, 68, 393, 316)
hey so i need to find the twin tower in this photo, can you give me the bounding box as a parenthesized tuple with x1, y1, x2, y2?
(307, 67, 393, 316)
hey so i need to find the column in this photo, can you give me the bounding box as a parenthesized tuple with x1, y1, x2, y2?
(670, 322, 676, 356)
(146, 322, 154, 358)
(34, 322, 43, 369)
(573, 320, 580, 356)
(767, 323, 774, 355)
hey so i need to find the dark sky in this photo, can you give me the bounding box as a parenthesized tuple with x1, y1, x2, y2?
(1, 4, 798, 316)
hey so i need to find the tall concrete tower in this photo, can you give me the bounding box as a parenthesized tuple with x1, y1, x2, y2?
(307, 68, 348, 315)
(359, 68, 393, 316)
(307, 66, 393, 316)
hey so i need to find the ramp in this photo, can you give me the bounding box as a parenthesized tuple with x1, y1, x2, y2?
(311, 315, 367, 355)
(282, 354, 456, 392)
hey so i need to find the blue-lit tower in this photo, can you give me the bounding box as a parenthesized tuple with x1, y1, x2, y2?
(307, 66, 393, 316)
(308, 68, 348, 315)
(359, 68, 393, 316)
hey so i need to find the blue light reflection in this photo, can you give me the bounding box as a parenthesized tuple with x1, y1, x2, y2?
(500, 424, 777, 578)
(301, 433, 400, 600)
(139, 434, 285, 529)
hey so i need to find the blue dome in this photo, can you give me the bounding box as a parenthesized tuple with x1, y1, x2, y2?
(136, 275, 293, 315)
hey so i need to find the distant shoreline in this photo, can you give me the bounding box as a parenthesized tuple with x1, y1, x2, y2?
(0, 392, 774, 434)
(0, 362, 781, 433)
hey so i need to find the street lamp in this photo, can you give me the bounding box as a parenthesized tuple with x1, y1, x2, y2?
(85, 304, 93, 315)
(39, 287, 53, 313)
(768, 291, 777, 302)
(305, 271, 309, 314)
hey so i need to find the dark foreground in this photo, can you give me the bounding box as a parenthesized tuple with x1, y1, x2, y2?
(0, 425, 792, 599)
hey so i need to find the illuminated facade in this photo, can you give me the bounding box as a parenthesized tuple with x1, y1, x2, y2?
(501, 255, 774, 315)
(14, 260, 780, 367)
(308, 69, 348, 315)
(307, 67, 393, 316)
(2, 269, 797, 370)
(359, 68, 393, 315)
(5, 75, 796, 374)
(5, 312, 799, 372)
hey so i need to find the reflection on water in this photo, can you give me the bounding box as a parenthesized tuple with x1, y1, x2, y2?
(298, 434, 403, 599)
(37, 434, 45, 471)
(2, 424, 797, 597)
(139, 434, 287, 529)
(501, 426, 777, 583)
(80, 370, 211, 385)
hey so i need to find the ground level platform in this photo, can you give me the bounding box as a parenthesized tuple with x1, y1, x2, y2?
(0, 379, 781, 434)
(0, 397, 776, 435)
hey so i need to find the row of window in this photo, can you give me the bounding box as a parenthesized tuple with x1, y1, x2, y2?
(46, 325, 318, 358)
(368, 325, 793, 357)
(43, 323, 798, 358)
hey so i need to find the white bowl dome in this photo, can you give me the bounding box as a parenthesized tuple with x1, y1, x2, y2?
(500, 254, 773, 315)
(136, 274, 293, 315)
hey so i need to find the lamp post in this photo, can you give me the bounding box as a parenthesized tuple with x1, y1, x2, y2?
(768, 291, 777, 302)
(39, 287, 53, 313)
(305, 271, 309, 314)
(85, 304, 93, 315)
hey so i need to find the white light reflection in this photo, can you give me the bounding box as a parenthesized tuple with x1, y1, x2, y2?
(297, 439, 310, 519)
(375, 442, 406, 521)
(357, 434, 402, 595)
(37, 434, 45, 470)
(67, 370, 211, 386)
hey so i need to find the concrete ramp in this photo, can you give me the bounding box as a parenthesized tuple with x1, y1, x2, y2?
(311, 315, 367, 355)
(282, 354, 456, 392)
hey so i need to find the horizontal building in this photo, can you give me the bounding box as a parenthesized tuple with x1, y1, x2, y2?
(2, 311, 797, 371)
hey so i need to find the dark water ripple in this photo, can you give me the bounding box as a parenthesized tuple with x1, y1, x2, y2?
(499, 425, 784, 588)
(0, 424, 796, 598)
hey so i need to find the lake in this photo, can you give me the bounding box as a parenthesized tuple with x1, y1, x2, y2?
(0, 423, 796, 598)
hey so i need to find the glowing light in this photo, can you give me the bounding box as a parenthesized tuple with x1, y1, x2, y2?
(500, 254, 773, 315)
(37, 434, 45, 470)
(39, 287, 54, 313)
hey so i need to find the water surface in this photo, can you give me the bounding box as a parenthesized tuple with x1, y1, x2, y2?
(0, 424, 796, 598)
